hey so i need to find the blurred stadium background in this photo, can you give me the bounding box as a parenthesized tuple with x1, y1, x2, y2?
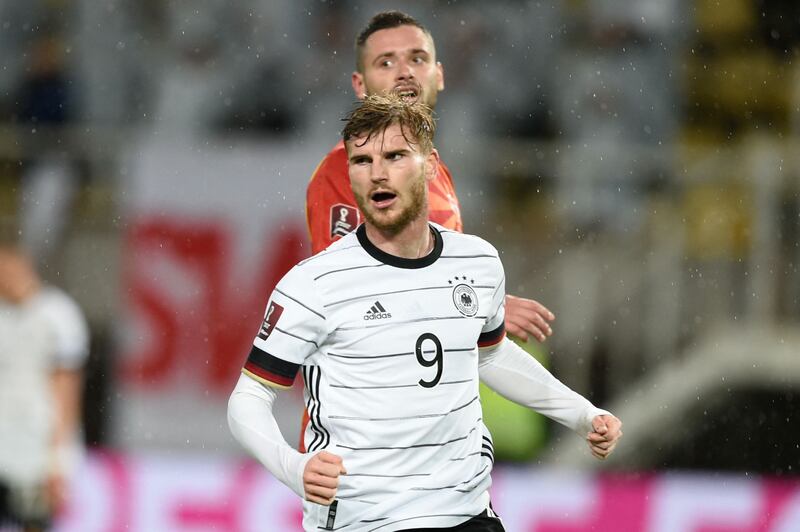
(1, 0, 799, 530)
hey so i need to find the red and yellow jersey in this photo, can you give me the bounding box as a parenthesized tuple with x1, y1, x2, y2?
(306, 141, 463, 254)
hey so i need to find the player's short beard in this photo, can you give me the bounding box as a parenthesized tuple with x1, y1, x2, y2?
(356, 176, 427, 235)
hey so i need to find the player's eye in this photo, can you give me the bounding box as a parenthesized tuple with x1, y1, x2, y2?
(386, 152, 404, 161)
(412, 56, 425, 64)
(352, 156, 371, 165)
(380, 59, 394, 68)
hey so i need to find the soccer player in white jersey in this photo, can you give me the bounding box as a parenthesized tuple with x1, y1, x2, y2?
(0, 244, 90, 531)
(228, 95, 623, 532)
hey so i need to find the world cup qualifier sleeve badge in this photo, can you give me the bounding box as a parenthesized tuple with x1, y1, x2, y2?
(330, 203, 360, 239)
(452, 283, 479, 317)
(257, 301, 284, 340)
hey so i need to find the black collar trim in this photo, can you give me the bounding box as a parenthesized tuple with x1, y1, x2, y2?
(356, 224, 443, 269)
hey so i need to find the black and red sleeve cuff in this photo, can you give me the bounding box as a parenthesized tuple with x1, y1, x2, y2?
(243, 346, 300, 388)
(478, 324, 506, 348)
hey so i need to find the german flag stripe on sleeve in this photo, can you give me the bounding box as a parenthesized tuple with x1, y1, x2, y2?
(477, 324, 506, 348)
(243, 346, 300, 388)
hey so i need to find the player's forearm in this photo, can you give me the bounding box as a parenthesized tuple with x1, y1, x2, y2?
(50, 368, 83, 475)
(478, 338, 609, 435)
(227, 373, 310, 497)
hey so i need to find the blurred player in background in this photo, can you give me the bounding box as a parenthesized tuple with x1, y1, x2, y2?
(230, 94, 622, 531)
(0, 241, 89, 531)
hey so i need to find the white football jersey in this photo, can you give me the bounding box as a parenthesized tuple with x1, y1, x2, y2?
(244, 224, 506, 531)
(0, 287, 89, 485)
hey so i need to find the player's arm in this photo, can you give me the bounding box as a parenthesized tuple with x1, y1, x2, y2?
(306, 150, 361, 254)
(48, 367, 83, 510)
(45, 290, 91, 511)
(480, 249, 621, 458)
(228, 373, 346, 504)
(478, 337, 622, 459)
(229, 268, 346, 504)
(504, 293, 556, 343)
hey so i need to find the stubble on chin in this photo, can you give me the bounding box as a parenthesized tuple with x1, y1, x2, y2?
(354, 178, 427, 235)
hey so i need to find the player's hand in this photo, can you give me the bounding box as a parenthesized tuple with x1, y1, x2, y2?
(504, 294, 555, 342)
(587, 414, 623, 460)
(303, 451, 347, 506)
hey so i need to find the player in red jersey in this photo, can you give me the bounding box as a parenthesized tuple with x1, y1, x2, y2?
(306, 13, 462, 251)
(303, 11, 556, 450)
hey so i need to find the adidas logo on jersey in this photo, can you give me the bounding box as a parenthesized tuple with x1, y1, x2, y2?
(363, 301, 391, 320)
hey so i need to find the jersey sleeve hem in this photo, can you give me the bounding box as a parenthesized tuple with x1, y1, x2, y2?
(478, 324, 506, 348)
(243, 346, 300, 388)
(241, 368, 293, 390)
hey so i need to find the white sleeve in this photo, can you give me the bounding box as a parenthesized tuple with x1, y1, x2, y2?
(478, 338, 610, 435)
(39, 288, 90, 369)
(482, 262, 506, 337)
(243, 266, 327, 388)
(227, 373, 313, 498)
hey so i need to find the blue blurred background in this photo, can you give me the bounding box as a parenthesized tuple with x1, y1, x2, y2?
(1, 0, 799, 530)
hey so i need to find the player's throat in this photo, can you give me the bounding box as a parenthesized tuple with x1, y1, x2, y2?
(363, 218, 434, 260)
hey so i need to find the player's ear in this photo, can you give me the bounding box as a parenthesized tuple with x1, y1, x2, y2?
(424, 149, 440, 182)
(352, 71, 367, 100)
(436, 61, 444, 91)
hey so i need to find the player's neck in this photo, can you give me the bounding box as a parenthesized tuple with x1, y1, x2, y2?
(364, 216, 433, 259)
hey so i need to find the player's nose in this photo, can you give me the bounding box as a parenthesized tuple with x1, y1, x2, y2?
(370, 161, 387, 182)
(395, 60, 414, 80)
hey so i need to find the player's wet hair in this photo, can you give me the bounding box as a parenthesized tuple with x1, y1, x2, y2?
(355, 11, 435, 72)
(342, 93, 436, 154)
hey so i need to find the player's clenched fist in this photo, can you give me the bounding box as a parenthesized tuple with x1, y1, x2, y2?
(303, 451, 347, 505)
(587, 414, 623, 460)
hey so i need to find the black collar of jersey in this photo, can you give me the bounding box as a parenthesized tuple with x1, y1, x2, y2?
(356, 223, 443, 269)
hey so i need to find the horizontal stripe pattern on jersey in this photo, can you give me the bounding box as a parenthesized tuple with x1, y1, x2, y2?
(246, 223, 506, 531)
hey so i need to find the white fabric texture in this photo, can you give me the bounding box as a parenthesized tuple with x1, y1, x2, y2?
(34, 287, 91, 369)
(227, 373, 311, 498)
(232, 225, 503, 531)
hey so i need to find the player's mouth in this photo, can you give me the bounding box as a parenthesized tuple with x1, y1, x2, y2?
(394, 85, 419, 101)
(370, 189, 397, 209)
